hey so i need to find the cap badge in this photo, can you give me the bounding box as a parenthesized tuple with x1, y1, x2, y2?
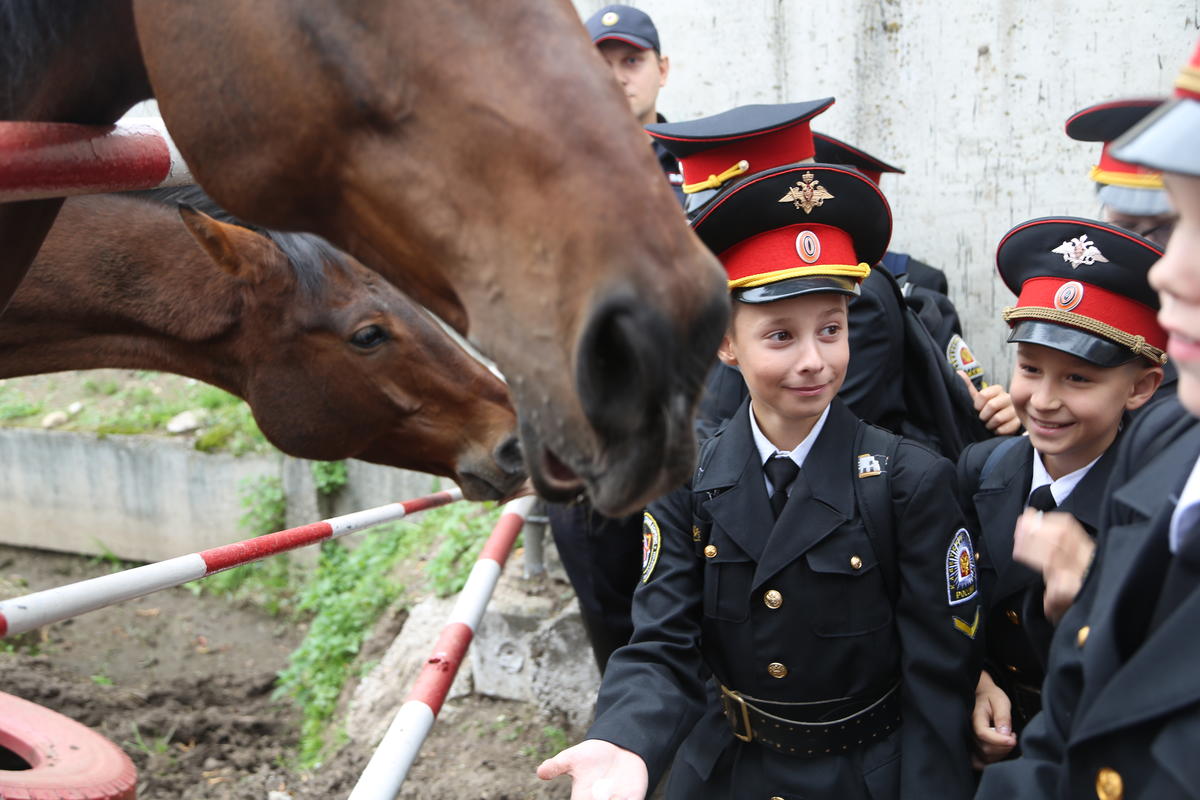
(778, 171, 834, 214)
(601, 11, 619, 25)
(1054, 281, 1085, 312)
(795, 230, 821, 263)
(1051, 235, 1109, 269)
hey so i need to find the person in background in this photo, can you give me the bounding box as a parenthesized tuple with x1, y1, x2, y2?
(976, 38, 1200, 798)
(958, 218, 1165, 768)
(586, 4, 684, 203)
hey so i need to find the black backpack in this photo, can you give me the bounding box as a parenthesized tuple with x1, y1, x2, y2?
(875, 267, 992, 461)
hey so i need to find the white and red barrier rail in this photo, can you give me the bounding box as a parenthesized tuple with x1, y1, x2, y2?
(0, 488, 463, 638)
(0, 117, 192, 203)
(349, 495, 536, 800)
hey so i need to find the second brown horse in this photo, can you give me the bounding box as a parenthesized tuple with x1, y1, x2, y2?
(0, 189, 525, 502)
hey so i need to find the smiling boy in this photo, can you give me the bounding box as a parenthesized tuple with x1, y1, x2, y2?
(538, 164, 975, 800)
(958, 218, 1166, 766)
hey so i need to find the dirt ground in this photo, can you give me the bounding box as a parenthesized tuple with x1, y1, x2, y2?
(0, 544, 577, 799)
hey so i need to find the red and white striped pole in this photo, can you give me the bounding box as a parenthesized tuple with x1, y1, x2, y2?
(0, 488, 463, 638)
(349, 495, 536, 800)
(0, 117, 193, 203)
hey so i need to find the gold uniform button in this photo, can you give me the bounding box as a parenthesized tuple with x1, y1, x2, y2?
(1095, 767, 1123, 800)
(1077, 625, 1091, 648)
(704, 544, 718, 558)
(770, 797, 785, 800)
(1006, 609, 1021, 626)
(763, 589, 783, 609)
(849, 555, 863, 570)
(767, 662, 788, 679)
(1006, 664, 1020, 674)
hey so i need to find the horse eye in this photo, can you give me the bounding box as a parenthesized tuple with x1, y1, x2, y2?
(350, 324, 388, 349)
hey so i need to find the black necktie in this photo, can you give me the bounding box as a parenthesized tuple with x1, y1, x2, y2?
(764, 455, 800, 519)
(1027, 484, 1058, 512)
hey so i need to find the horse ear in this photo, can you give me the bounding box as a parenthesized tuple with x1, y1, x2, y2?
(177, 204, 274, 282)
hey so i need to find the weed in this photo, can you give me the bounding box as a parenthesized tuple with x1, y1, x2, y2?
(239, 475, 286, 536)
(87, 541, 135, 573)
(310, 461, 348, 497)
(90, 673, 114, 686)
(124, 722, 176, 758)
(82, 378, 120, 396)
(0, 387, 41, 421)
(520, 725, 572, 760)
(426, 503, 502, 597)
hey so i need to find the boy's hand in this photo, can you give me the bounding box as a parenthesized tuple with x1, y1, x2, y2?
(972, 670, 1017, 768)
(1012, 508, 1096, 624)
(958, 371, 1021, 435)
(537, 739, 649, 800)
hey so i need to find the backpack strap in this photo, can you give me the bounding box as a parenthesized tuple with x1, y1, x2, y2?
(852, 421, 902, 604)
(980, 435, 1024, 484)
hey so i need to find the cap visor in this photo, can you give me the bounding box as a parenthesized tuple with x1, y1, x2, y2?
(1007, 320, 1136, 367)
(592, 33, 654, 50)
(734, 275, 860, 304)
(1096, 184, 1173, 216)
(1111, 98, 1200, 178)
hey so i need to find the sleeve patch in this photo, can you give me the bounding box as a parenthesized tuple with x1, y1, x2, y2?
(953, 605, 981, 639)
(946, 528, 978, 606)
(641, 512, 662, 583)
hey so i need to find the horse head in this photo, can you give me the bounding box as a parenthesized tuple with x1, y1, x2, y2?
(135, 0, 729, 514)
(178, 207, 526, 502)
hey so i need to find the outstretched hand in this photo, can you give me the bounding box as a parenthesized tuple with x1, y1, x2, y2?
(1012, 508, 1096, 624)
(537, 739, 649, 800)
(958, 371, 1021, 435)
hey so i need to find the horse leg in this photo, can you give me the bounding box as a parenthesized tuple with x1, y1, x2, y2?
(0, 200, 64, 317)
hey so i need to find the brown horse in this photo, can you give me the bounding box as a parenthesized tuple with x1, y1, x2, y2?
(0, 188, 525, 502)
(0, 1, 727, 515)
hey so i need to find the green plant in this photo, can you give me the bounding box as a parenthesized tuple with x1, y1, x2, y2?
(90, 673, 113, 686)
(275, 502, 479, 766)
(82, 377, 120, 396)
(239, 475, 286, 536)
(426, 503, 502, 597)
(0, 387, 41, 421)
(124, 721, 176, 757)
(310, 460, 348, 497)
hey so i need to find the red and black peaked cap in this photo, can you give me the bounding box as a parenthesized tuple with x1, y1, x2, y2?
(645, 99, 835, 197)
(996, 217, 1166, 367)
(812, 132, 905, 185)
(1065, 99, 1168, 215)
(1112, 37, 1200, 177)
(691, 164, 892, 304)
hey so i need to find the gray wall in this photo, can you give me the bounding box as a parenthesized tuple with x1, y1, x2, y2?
(574, 0, 1197, 382)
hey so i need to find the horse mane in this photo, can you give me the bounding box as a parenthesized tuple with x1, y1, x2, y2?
(125, 185, 337, 295)
(0, 1, 83, 115)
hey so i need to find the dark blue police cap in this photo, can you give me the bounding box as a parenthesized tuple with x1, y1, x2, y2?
(585, 5, 660, 52)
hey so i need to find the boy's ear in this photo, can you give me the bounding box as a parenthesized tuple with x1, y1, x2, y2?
(717, 332, 738, 367)
(1126, 364, 1165, 411)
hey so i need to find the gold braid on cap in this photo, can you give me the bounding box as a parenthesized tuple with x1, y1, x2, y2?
(1088, 165, 1164, 190)
(1002, 306, 1167, 365)
(683, 160, 750, 194)
(1177, 64, 1200, 95)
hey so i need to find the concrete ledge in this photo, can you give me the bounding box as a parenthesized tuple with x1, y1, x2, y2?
(0, 428, 439, 562)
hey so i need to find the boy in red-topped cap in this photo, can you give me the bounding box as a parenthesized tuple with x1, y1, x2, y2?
(976, 37, 1200, 798)
(957, 218, 1166, 768)
(538, 164, 975, 800)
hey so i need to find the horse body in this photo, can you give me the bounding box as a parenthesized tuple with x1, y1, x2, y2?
(0, 192, 525, 501)
(2, 0, 728, 514)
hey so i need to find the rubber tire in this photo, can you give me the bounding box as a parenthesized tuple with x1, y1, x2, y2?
(0, 691, 136, 800)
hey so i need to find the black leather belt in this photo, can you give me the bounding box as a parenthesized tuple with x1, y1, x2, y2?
(719, 682, 900, 758)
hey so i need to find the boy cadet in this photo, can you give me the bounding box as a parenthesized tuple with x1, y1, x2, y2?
(976, 39, 1200, 798)
(538, 164, 976, 799)
(1066, 99, 1177, 247)
(585, 4, 684, 202)
(957, 218, 1165, 766)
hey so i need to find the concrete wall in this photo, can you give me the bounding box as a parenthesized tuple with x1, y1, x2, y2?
(0, 428, 439, 562)
(574, 0, 1198, 381)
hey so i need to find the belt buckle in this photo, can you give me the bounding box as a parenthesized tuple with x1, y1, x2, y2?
(721, 685, 754, 743)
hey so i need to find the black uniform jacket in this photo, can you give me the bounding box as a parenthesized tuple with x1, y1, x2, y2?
(589, 399, 976, 800)
(957, 436, 1118, 728)
(976, 397, 1200, 798)
(696, 268, 906, 439)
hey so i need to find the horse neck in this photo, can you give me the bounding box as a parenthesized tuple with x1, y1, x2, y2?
(0, 196, 252, 397)
(1, 2, 152, 121)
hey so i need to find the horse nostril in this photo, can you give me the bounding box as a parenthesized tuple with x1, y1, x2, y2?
(576, 292, 671, 441)
(493, 434, 524, 475)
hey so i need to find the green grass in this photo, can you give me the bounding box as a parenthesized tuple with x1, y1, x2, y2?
(0, 387, 42, 421)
